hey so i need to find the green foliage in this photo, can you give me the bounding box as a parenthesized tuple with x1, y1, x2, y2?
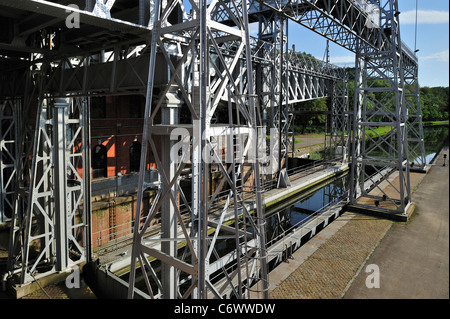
(420, 87, 449, 122)
(347, 78, 449, 123)
(292, 98, 328, 134)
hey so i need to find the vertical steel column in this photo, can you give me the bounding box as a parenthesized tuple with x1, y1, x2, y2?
(328, 72, 350, 162)
(8, 90, 90, 284)
(277, 19, 284, 175)
(404, 60, 426, 169)
(242, 0, 269, 298)
(257, 10, 286, 181)
(127, 0, 161, 299)
(350, 45, 364, 201)
(19, 97, 54, 283)
(53, 98, 69, 271)
(198, 0, 208, 299)
(257, 12, 278, 179)
(161, 94, 182, 299)
(81, 97, 93, 264)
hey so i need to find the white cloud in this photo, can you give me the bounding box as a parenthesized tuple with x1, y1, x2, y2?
(420, 49, 449, 63)
(401, 10, 449, 24)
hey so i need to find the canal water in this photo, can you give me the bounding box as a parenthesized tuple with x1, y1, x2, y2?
(421, 125, 449, 164)
(264, 124, 448, 247)
(362, 125, 449, 165)
(264, 173, 349, 247)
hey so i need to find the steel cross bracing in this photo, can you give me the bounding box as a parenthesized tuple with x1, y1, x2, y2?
(0, 0, 425, 296)
(125, 0, 271, 300)
(0, 0, 344, 228)
(325, 68, 350, 161)
(0, 99, 20, 225)
(349, 0, 421, 214)
(402, 46, 426, 169)
(5, 54, 92, 282)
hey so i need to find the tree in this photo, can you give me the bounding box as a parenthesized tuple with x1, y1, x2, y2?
(293, 98, 328, 134)
(420, 86, 449, 121)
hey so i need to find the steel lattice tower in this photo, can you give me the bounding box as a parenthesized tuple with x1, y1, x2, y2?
(349, 0, 417, 214)
(0, 0, 426, 298)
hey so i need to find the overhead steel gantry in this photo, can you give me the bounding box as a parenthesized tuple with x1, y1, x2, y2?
(0, 0, 425, 299)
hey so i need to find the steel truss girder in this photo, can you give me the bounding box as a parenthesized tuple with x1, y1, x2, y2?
(1, 28, 341, 101)
(255, 0, 418, 70)
(256, 0, 382, 53)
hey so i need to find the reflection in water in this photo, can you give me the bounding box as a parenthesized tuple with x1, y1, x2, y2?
(418, 125, 449, 164)
(264, 126, 448, 246)
(265, 174, 348, 247)
(360, 125, 448, 164)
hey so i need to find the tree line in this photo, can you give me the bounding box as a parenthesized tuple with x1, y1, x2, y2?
(292, 80, 449, 134)
(419, 86, 449, 122)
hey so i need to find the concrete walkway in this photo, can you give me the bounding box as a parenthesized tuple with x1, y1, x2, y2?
(343, 146, 449, 299)
(268, 146, 449, 299)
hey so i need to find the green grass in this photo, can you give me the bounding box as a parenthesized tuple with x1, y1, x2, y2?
(364, 126, 391, 139)
(423, 120, 449, 126)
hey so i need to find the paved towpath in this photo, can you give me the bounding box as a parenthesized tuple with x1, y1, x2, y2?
(269, 146, 449, 299)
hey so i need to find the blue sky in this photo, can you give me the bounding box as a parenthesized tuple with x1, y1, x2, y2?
(274, 0, 449, 87)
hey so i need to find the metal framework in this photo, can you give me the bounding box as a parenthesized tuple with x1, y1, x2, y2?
(0, 99, 20, 224)
(256, 0, 382, 52)
(403, 47, 426, 169)
(326, 68, 350, 161)
(349, 0, 415, 213)
(125, 0, 271, 300)
(7, 94, 91, 282)
(0, 0, 426, 298)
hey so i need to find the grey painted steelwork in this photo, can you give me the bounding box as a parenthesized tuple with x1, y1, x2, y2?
(0, 0, 425, 298)
(349, 0, 414, 213)
(125, 0, 270, 300)
(0, 99, 20, 224)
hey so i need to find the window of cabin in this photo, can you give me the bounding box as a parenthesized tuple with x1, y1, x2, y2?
(91, 96, 106, 119)
(92, 144, 107, 179)
(130, 140, 141, 172)
(129, 95, 144, 118)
